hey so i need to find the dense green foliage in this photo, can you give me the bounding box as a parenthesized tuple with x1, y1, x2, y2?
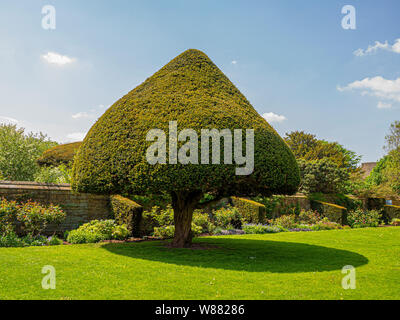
(0, 198, 65, 238)
(231, 197, 266, 224)
(34, 164, 72, 184)
(298, 158, 349, 193)
(0, 124, 57, 181)
(347, 209, 382, 228)
(72, 49, 300, 197)
(37, 142, 82, 167)
(66, 220, 130, 244)
(284, 131, 361, 195)
(110, 195, 143, 236)
(284, 131, 360, 170)
(360, 121, 400, 197)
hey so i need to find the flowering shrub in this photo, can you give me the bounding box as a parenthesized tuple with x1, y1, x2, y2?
(212, 206, 242, 229)
(66, 220, 130, 244)
(0, 198, 66, 237)
(16, 202, 66, 236)
(298, 210, 323, 225)
(272, 214, 297, 229)
(0, 198, 18, 235)
(310, 218, 343, 231)
(347, 209, 381, 228)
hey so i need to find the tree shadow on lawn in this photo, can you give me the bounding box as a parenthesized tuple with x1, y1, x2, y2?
(102, 237, 368, 273)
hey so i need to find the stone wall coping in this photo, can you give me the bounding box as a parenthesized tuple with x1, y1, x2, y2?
(0, 180, 71, 191)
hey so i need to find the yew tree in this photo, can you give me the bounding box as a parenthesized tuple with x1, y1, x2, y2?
(72, 49, 300, 247)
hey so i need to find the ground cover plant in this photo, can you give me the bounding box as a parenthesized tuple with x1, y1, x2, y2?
(0, 227, 398, 300)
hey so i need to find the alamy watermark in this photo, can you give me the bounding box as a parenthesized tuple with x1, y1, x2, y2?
(341, 265, 356, 289)
(146, 121, 254, 176)
(42, 5, 56, 30)
(42, 265, 56, 289)
(341, 5, 356, 30)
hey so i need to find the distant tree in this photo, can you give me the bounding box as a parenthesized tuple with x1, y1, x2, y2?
(384, 120, 400, 153)
(0, 124, 57, 181)
(284, 131, 360, 170)
(285, 131, 361, 194)
(298, 158, 349, 194)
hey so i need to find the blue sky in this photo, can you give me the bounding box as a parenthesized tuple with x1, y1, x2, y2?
(0, 0, 399, 162)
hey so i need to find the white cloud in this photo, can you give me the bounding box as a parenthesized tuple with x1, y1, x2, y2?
(354, 39, 400, 56)
(377, 101, 392, 109)
(0, 116, 19, 124)
(262, 112, 287, 123)
(66, 132, 86, 141)
(72, 112, 91, 119)
(338, 76, 400, 103)
(72, 105, 107, 120)
(42, 52, 75, 65)
(231, 60, 237, 65)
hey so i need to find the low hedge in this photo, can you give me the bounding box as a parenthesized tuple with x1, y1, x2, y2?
(311, 200, 347, 225)
(231, 197, 266, 224)
(384, 205, 400, 222)
(37, 142, 82, 167)
(110, 195, 143, 237)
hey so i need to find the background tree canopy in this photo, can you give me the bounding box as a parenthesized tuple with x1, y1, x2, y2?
(0, 124, 57, 181)
(284, 131, 361, 194)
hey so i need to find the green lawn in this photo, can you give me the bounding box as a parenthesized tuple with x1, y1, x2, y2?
(0, 227, 399, 300)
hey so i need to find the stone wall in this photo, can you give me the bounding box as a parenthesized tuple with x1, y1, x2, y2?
(0, 181, 111, 234)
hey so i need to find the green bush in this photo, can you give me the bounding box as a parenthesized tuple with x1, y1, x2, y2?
(48, 235, 63, 246)
(192, 210, 215, 234)
(310, 200, 347, 225)
(111, 195, 143, 236)
(0, 232, 25, 247)
(243, 224, 285, 234)
(16, 202, 66, 237)
(272, 214, 297, 229)
(34, 164, 72, 184)
(212, 206, 242, 229)
(67, 220, 130, 244)
(0, 232, 60, 248)
(0, 198, 19, 235)
(298, 158, 349, 194)
(310, 218, 343, 231)
(153, 223, 202, 239)
(231, 197, 266, 224)
(298, 210, 323, 225)
(347, 209, 381, 228)
(384, 205, 400, 222)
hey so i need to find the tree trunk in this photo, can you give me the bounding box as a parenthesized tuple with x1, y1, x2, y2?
(171, 190, 203, 248)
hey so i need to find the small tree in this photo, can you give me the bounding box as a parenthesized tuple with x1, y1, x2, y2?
(72, 49, 300, 247)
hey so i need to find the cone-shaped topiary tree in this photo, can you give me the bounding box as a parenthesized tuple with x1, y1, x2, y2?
(72, 49, 300, 247)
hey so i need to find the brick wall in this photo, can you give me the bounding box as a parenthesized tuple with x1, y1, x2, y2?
(0, 181, 111, 234)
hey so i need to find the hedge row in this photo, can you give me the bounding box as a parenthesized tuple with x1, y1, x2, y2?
(384, 205, 400, 221)
(110, 195, 143, 237)
(310, 200, 347, 225)
(231, 197, 266, 224)
(37, 142, 82, 167)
